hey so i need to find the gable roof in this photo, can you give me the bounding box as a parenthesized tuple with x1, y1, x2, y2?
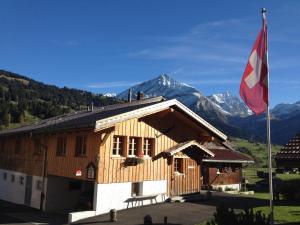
(0, 96, 227, 141)
(0, 97, 164, 136)
(203, 148, 254, 163)
(275, 132, 300, 160)
(163, 140, 215, 157)
(95, 99, 227, 141)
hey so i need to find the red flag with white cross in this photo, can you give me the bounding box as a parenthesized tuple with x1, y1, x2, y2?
(240, 12, 268, 115)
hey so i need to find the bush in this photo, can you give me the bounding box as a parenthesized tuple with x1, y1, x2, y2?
(278, 179, 300, 201)
(206, 205, 269, 225)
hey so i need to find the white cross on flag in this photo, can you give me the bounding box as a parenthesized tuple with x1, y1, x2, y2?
(240, 12, 268, 115)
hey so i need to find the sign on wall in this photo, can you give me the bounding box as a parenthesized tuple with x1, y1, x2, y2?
(75, 169, 82, 177)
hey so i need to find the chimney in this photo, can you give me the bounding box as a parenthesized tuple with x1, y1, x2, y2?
(137, 92, 144, 100)
(128, 89, 132, 102)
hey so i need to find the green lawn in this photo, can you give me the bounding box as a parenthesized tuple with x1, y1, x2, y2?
(231, 138, 281, 168)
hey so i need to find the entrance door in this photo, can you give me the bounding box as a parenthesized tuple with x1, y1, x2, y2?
(172, 158, 200, 196)
(24, 175, 32, 206)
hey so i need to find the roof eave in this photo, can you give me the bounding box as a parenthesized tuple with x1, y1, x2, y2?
(202, 159, 255, 164)
(95, 99, 227, 141)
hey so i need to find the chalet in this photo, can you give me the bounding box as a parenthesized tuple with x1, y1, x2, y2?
(275, 132, 300, 170)
(0, 96, 252, 220)
(202, 143, 254, 191)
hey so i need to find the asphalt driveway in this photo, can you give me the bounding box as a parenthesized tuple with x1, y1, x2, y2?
(73, 202, 215, 225)
(0, 192, 269, 225)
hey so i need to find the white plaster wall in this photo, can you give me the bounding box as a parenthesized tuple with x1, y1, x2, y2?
(142, 180, 167, 204)
(30, 175, 44, 209)
(94, 180, 167, 215)
(94, 182, 132, 215)
(0, 169, 44, 209)
(0, 169, 26, 205)
(212, 183, 241, 191)
(68, 210, 96, 223)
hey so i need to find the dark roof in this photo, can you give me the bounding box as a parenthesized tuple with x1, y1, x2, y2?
(0, 96, 165, 137)
(203, 148, 254, 163)
(275, 132, 300, 160)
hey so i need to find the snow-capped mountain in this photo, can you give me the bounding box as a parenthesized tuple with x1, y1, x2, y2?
(208, 92, 252, 117)
(117, 74, 245, 136)
(271, 101, 300, 119)
(117, 74, 300, 144)
(103, 93, 117, 97)
(118, 74, 249, 118)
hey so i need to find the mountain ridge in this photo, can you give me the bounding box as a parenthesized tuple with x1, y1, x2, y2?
(118, 74, 300, 144)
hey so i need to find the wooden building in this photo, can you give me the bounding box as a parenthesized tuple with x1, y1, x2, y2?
(275, 132, 300, 170)
(202, 144, 254, 191)
(0, 96, 251, 217)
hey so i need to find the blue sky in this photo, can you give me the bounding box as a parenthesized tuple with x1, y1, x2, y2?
(0, 0, 299, 107)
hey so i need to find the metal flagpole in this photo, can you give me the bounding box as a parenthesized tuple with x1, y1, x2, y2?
(262, 8, 274, 225)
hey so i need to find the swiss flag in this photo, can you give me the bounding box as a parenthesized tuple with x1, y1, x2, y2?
(240, 12, 268, 115)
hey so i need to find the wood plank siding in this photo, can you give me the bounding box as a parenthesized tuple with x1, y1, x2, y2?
(98, 117, 178, 184)
(0, 109, 212, 196)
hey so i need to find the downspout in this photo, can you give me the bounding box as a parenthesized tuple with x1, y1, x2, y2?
(40, 142, 48, 211)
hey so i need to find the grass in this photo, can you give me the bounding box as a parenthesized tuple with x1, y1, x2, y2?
(3, 110, 40, 129)
(255, 205, 300, 224)
(198, 139, 300, 225)
(231, 138, 281, 167)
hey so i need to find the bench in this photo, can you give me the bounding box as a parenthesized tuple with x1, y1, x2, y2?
(125, 193, 166, 208)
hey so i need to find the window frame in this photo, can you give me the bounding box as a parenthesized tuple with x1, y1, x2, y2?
(33, 139, 43, 155)
(143, 138, 155, 157)
(112, 136, 125, 156)
(128, 137, 139, 157)
(75, 135, 87, 157)
(174, 158, 184, 174)
(15, 138, 22, 154)
(131, 182, 143, 197)
(56, 137, 67, 156)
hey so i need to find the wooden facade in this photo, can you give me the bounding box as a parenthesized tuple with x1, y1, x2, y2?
(0, 108, 216, 197)
(0, 97, 253, 215)
(202, 163, 242, 189)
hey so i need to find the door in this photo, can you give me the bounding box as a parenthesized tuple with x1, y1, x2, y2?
(24, 175, 32, 206)
(172, 158, 200, 196)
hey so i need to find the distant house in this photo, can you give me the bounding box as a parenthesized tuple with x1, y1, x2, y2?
(275, 132, 300, 170)
(0, 96, 252, 217)
(202, 143, 254, 191)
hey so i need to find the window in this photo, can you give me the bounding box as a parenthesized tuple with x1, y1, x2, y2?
(75, 136, 87, 156)
(112, 136, 124, 156)
(143, 138, 154, 157)
(174, 158, 183, 173)
(15, 138, 21, 154)
(86, 163, 96, 179)
(128, 137, 139, 156)
(132, 182, 143, 196)
(56, 137, 67, 156)
(3, 172, 7, 180)
(19, 176, 24, 185)
(11, 174, 15, 183)
(33, 139, 43, 155)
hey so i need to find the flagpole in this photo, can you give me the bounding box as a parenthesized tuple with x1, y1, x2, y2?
(262, 7, 274, 225)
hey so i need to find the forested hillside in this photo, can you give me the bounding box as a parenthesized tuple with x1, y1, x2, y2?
(0, 70, 120, 129)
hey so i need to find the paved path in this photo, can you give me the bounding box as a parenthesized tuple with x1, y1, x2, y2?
(0, 192, 269, 225)
(73, 202, 215, 225)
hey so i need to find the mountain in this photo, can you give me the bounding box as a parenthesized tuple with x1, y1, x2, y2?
(118, 74, 245, 136)
(208, 92, 252, 117)
(118, 74, 300, 145)
(271, 101, 300, 119)
(0, 69, 120, 128)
